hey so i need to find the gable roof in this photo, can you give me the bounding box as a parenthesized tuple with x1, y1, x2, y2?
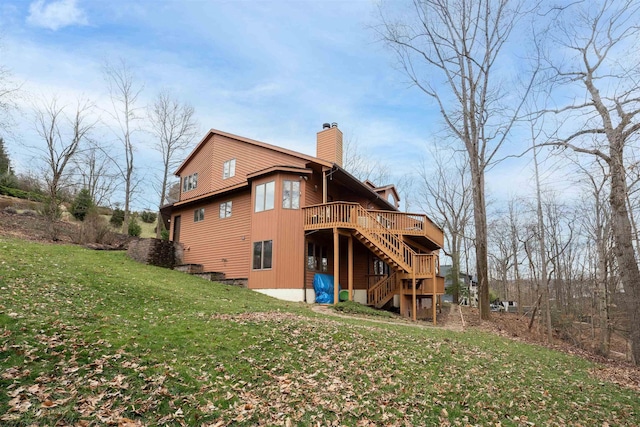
(173, 127, 398, 211)
(174, 128, 332, 176)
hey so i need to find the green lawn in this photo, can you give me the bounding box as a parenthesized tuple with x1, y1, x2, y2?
(0, 237, 637, 426)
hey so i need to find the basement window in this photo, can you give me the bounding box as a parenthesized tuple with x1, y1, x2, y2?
(307, 242, 328, 272)
(253, 240, 273, 270)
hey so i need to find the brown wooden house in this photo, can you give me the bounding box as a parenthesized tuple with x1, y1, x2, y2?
(163, 123, 445, 322)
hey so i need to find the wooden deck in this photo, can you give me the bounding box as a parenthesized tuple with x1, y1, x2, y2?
(303, 202, 443, 247)
(303, 202, 446, 322)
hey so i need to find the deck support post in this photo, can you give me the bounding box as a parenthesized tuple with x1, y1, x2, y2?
(333, 227, 339, 305)
(348, 234, 353, 301)
(412, 266, 417, 322)
(432, 257, 437, 325)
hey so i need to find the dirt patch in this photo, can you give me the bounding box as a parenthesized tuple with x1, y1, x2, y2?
(0, 197, 127, 247)
(0, 208, 78, 243)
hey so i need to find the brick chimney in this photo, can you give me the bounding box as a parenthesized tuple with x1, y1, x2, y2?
(316, 122, 343, 167)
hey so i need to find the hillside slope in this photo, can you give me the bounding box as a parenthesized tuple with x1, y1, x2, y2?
(1, 237, 638, 426)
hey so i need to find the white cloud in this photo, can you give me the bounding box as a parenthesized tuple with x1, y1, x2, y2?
(27, 0, 87, 31)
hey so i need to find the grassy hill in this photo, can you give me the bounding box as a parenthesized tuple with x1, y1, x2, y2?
(0, 237, 638, 426)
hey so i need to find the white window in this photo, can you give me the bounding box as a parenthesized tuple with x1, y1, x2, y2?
(183, 173, 198, 192)
(253, 240, 273, 270)
(255, 181, 275, 212)
(194, 208, 204, 222)
(223, 159, 236, 179)
(282, 180, 300, 209)
(219, 201, 232, 218)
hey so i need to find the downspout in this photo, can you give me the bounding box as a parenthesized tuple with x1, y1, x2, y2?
(323, 167, 328, 204)
(303, 234, 307, 303)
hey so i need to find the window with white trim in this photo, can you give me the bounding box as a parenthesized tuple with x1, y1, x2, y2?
(255, 181, 275, 212)
(219, 201, 232, 218)
(252, 240, 273, 270)
(182, 173, 198, 192)
(282, 180, 300, 209)
(194, 208, 204, 222)
(223, 159, 236, 179)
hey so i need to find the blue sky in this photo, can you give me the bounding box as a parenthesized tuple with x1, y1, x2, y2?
(0, 0, 549, 211)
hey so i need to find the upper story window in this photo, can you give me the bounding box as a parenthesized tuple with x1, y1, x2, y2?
(182, 173, 198, 192)
(255, 181, 275, 212)
(282, 180, 300, 209)
(194, 208, 205, 222)
(223, 159, 236, 179)
(219, 201, 232, 218)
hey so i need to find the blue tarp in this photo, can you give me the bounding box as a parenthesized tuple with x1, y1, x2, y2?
(313, 273, 340, 304)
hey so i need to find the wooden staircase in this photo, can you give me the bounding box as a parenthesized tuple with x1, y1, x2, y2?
(303, 202, 442, 308)
(367, 272, 399, 308)
(351, 208, 436, 306)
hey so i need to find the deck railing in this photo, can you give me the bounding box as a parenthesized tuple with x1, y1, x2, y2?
(303, 202, 438, 277)
(368, 210, 444, 246)
(367, 272, 398, 307)
(303, 202, 443, 246)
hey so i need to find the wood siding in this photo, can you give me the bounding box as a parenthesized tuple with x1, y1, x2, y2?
(249, 172, 306, 289)
(179, 133, 309, 203)
(211, 134, 308, 193)
(305, 170, 324, 206)
(179, 138, 215, 201)
(172, 190, 252, 277)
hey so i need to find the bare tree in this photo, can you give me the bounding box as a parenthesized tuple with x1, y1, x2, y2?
(71, 142, 119, 207)
(148, 90, 198, 237)
(488, 215, 513, 302)
(531, 138, 553, 341)
(33, 96, 95, 236)
(416, 148, 473, 303)
(0, 43, 21, 134)
(575, 158, 613, 356)
(543, 0, 640, 364)
(377, 0, 537, 319)
(104, 59, 143, 233)
(342, 134, 391, 185)
(507, 198, 524, 314)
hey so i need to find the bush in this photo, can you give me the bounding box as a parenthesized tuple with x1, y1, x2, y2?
(110, 208, 125, 228)
(128, 218, 142, 237)
(160, 229, 170, 241)
(0, 172, 17, 188)
(0, 185, 46, 202)
(71, 189, 94, 221)
(140, 210, 157, 224)
(40, 198, 61, 220)
(72, 211, 117, 245)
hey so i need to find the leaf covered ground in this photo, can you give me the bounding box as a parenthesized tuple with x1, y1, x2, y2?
(1, 236, 639, 426)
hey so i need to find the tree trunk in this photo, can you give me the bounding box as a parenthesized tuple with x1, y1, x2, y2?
(609, 143, 640, 364)
(470, 157, 490, 319)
